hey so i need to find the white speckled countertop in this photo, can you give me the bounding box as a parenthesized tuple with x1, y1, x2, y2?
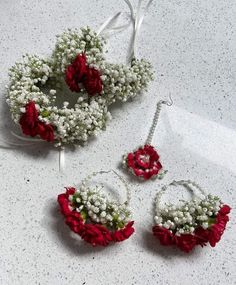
(0, 0, 236, 284)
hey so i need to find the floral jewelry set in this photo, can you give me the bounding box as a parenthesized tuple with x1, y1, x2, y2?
(4, 0, 230, 252)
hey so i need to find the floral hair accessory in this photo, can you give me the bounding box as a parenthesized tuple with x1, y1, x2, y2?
(152, 180, 231, 253)
(57, 170, 134, 246)
(122, 98, 172, 180)
(5, 0, 153, 149)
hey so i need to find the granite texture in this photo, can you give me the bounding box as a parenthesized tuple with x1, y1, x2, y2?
(0, 0, 235, 284)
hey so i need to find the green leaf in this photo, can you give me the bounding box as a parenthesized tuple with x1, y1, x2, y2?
(80, 210, 87, 220)
(208, 217, 216, 226)
(41, 110, 50, 117)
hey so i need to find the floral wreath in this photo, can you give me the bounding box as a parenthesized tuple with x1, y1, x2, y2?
(57, 170, 134, 246)
(6, 6, 153, 147)
(152, 180, 231, 253)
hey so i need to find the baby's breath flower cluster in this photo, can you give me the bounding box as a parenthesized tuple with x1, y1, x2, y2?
(52, 27, 105, 76)
(68, 183, 131, 230)
(154, 194, 223, 235)
(6, 27, 153, 146)
(6, 55, 53, 123)
(52, 27, 153, 105)
(100, 59, 153, 104)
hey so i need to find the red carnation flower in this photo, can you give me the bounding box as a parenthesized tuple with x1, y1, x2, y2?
(152, 226, 175, 246)
(83, 67, 103, 96)
(65, 54, 87, 92)
(19, 101, 54, 142)
(66, 212, 84, 234)
(176, 234, 197, 253)
(126, 145, 162, 180)
(112, 221, 135, 242)
(80, 224, 113, 246)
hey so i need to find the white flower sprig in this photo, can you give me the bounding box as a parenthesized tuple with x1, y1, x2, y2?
(154, 180, 223, 235)
(69, 170, 132, 230)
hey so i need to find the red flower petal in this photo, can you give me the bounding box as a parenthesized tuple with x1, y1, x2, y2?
(152, 226, 175, 246)
(83, 67, 103, 96)
(218, 205, 231, 216)
(112, 221, 135, 242)
(37, 122, 54, 142)
(176, 234, 197, 253)
(19, 101, 39, 137)
(57, 194, 72, 216)
(208, 215, 229, 247)
(65, 187, 76, 196)
(19, 101, 54, 142)
(127, 153, 135, 168)
(66, 212, 84, 234)
(194, 227, 209, 247)
(80, 224, 112, 246)
(65, 53, 87, 92)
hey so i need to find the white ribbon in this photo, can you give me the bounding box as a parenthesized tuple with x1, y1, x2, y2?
(59, 147, 65, 173)
(97, 12, 131, 36)
(124, 0, 154, 60)
(98, 0, 154, 61)
(0, 130, 43, 147)
(0, 130, 65, 171)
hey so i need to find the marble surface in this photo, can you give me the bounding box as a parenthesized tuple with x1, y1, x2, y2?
(0, 0, 236, 284)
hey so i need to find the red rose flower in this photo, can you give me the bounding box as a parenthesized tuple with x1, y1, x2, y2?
(66, 212, 84, 234)
(112, 221, 135, 242)
(19, 101, 54, 142)
(80, 224, 113, 246)
(65, 54, 87, 92)
(152, 226, 175, 246)
(20, 101, 39, 137)
(176, 234, 197, 253)
(126, 145, 162, 180)
(83, 67, 103, 96)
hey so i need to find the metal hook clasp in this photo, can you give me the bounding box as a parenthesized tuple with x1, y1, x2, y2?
(161, 93, 173, 107)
